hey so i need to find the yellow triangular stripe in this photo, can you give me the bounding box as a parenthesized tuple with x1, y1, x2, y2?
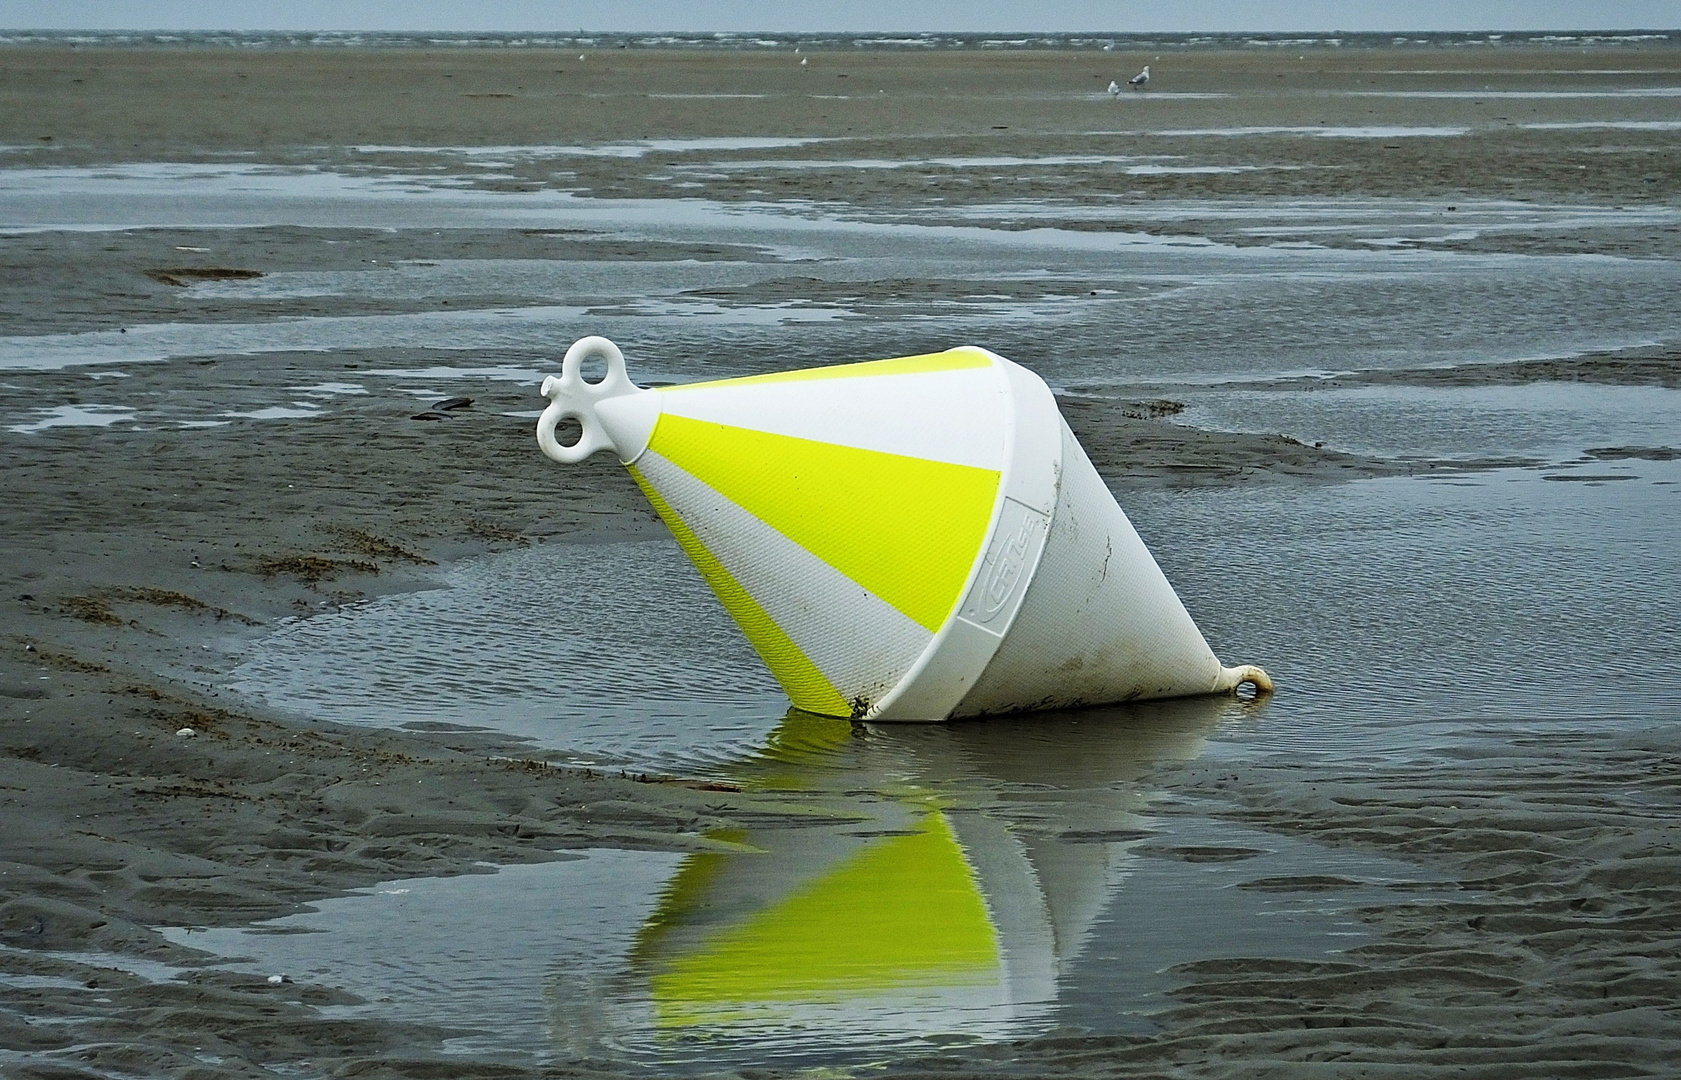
(649, 812, 1000, 1025)
(627, 464, 852, 717)
(648, 415, 1000, 633)
(661, 348, 992, 392)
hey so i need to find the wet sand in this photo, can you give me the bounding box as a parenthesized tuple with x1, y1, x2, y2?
(4, 43, 1681, 1078)
(4, 47, 1679, 210)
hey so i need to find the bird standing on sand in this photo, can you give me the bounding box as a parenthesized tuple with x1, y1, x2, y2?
(1129, 65, 1150, 89)
(1107, 80, 1120, 96)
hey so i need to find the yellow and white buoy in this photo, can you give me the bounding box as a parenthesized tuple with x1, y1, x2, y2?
(536, 336, 1270, 721)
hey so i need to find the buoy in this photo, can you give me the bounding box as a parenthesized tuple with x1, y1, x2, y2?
(536, 336, 1270, 721)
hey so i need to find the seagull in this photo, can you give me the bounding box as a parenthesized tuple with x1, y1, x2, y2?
(800, 56, 808, 66)
(1107, 80, 1120, 95)
(1129, 65, 1150, 89)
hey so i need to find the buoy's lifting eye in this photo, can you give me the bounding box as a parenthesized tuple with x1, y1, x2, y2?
(551, 415, 584, 450)
(536, 335, 646, 464)
(1218, 664, 1274, 702)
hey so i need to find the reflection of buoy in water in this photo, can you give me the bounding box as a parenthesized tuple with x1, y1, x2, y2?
(536, 336, 1271, 721)
(606, 700, 1227, 1049)
(637, 808, 1023, 1034)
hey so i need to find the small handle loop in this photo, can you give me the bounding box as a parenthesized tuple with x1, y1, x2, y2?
(1214, 664, 1275, 699)
(536, 336, 639, 464)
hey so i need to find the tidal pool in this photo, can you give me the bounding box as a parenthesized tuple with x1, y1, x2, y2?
(168, 702, 1428, 1069)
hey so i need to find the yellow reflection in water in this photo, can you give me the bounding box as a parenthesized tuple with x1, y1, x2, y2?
(646, 810, 1000, 1027)
(584, 697, 1249, 1053)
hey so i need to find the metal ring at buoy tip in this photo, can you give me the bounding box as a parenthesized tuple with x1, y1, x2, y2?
(1216, 664, 1274, 698)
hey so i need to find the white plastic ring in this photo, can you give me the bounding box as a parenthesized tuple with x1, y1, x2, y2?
(536, 336, 638, 464)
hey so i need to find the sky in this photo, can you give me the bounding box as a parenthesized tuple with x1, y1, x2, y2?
(1, 1, 1676, 33)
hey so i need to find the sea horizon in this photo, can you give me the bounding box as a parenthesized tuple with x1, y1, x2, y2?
(1, 28, 1676, 51)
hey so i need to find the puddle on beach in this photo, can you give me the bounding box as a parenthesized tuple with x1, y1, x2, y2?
(1153, 124, 1472, 137)
(230, 539, 788, 770)
(1348, 86, 1681, 99)
(1138, 463, 1681, 755)
(349, 137, 839, 159)
(675, 154, 1294, 174)
(168, 704, 1427, 1069)
(1523, 119, 1681, 131)
(5, 402, 138, 433)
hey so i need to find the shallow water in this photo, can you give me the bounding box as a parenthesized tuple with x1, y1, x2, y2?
(1143, 464, 1681, 755)
(5, 402, 138, 433)
(167, 707, 1430, 1068)
(1152, 124, 1473, 137)
(1349, 87, 1681, 98)
(230, 539, 787, 770)
(1176, 381, 1681, 462)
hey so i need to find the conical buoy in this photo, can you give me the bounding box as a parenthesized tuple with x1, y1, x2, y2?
(537, 336, 1270, 721)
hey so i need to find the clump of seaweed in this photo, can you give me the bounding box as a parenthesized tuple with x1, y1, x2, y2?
(323, 525, 435, 565)
(105, 586, 207, 611)
(120, 683, 171, 702)
(58, 587, 260, 626)
(144, 267, 264, 287)
(1119, 399, 1187, 420)
(255, 555, 379, 584)
(1586, 446, 1680, 462)
(500, 757, 561, 775)
(466, 519, 529, 546)
(59, 595, 123, 625)
(134, 782, 248, 799)
(27, 646, 110, 673)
